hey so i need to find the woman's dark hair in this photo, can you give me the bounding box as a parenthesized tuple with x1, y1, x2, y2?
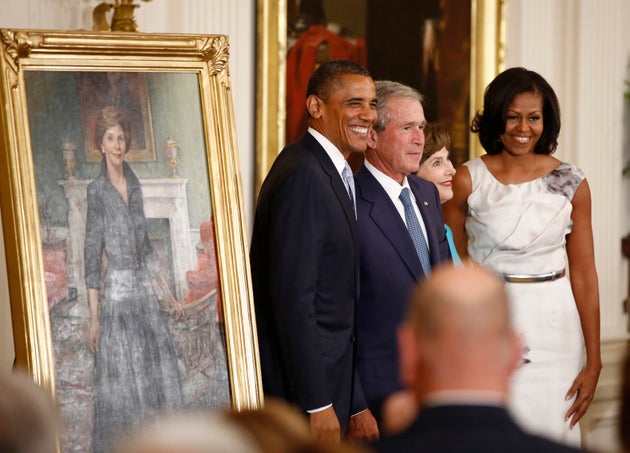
(94, 106, 131, 154)
(471, 67, 560, 155)
(421, 122, 451, 165)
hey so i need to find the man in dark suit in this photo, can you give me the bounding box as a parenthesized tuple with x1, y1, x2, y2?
(250, 60, 379, 443)
(372, 263, 584, 452)
(354, 80, 451, 425)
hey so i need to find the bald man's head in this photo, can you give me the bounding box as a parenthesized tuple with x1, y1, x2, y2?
(398, 263, 521, 396)
(406, 263, 511, 342)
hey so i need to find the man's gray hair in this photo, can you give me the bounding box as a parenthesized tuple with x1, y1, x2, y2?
(373, 80, 424, 131)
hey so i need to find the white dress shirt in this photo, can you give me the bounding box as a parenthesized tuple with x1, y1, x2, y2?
(363, 159, 430, 250)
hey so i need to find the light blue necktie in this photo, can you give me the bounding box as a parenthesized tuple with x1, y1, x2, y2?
(341, 162, 356, 218)
(399, 187, 431, 275)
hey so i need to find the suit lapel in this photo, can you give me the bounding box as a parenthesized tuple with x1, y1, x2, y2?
(410, 182, 443, 267)
(301, 133, 359, 246)
(356, 166, 423, 278)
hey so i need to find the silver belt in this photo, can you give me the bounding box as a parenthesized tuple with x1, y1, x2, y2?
(500, 269, 566, 283)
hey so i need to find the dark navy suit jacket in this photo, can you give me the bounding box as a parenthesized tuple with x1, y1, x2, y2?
(372, 405, 584, 453)
(354, 165, 451, 422)
(250, 132, 361, 431)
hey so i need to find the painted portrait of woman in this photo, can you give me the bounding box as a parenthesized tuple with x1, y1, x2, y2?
(84, 106, 184, 453)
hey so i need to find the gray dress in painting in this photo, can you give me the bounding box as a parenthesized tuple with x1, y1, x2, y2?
(85, 161, 182, 453)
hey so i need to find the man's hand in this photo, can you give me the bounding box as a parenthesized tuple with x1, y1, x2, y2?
(309, 406, 341, 444)
(346, 409, 379, 442)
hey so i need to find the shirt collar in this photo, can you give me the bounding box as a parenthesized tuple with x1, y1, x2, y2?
(364, 159, 412, 202)
(422, 390, 506, 409)
(308, 127, 347, 176)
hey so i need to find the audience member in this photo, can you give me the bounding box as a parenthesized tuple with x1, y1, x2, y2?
(250, 59, 378, 442)
(443, 67, 600, 446)
(372, 263, 584, 453)
(227, 398, 374, 453)
(0, 371, 59, 453)
(113, 410, 260, 453)
(353, 80, 451, 429)
(378, 389, 417, 436)
(225, 399, 312, 453)
(114, 400, 375, 453)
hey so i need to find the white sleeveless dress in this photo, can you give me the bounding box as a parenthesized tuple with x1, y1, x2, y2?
(464, 157, 585, 447)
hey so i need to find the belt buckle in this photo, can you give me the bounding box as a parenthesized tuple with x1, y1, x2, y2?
(500, 269, 565, 284)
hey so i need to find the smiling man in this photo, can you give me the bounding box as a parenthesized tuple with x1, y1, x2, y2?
(250, 60, 379, 443)
(353, 80, 452, 427)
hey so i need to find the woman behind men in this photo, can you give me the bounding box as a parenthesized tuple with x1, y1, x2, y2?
(415, 122, 461, 265)
(443, 67, 601, 446)
(85, 106, 183, 453)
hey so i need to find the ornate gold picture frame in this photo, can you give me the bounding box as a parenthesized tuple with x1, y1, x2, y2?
(255, 0, 506, 193)
(0, 29, 261, 452)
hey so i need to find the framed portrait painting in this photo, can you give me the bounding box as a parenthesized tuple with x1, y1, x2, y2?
(255, 0, 507, 191)
(0, 29, 261, 452)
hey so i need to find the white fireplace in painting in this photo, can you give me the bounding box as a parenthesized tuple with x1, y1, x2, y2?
(58, 178, 195, 302)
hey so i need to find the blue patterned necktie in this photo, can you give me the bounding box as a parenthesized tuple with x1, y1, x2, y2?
(341, 162, 356, 218)
(399, 187, 431, 275)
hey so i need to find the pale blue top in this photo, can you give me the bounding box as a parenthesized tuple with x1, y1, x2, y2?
(445, 224, 462, 266)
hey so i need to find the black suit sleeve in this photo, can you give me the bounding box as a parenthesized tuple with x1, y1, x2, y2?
(265, 167, 335, 410)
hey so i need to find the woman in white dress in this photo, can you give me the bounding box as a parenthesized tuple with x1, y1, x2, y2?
(443, 67, 601, 446)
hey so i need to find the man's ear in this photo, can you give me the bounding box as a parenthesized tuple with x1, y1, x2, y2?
(397, 322, 420, 388)
(367, 127, 378, 149)
(306, 94, 323, 119)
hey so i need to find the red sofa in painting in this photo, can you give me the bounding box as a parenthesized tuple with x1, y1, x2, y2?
(183, 218, 223, 322)
(43, 243, 68, 308)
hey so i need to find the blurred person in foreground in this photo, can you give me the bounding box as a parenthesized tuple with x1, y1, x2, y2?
(227, 398, 375, 453)
(113, 410, 261, 453)
(0, 371, 60, 453)
(372, 263, 585, 453)
(113, 401, 375, 453)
